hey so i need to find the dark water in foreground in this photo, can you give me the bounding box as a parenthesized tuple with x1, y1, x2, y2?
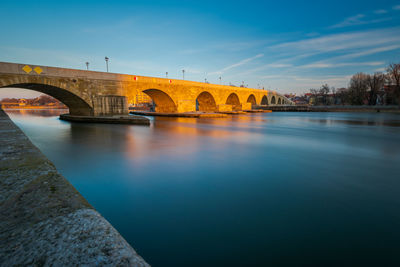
(6, 109, 400, 266)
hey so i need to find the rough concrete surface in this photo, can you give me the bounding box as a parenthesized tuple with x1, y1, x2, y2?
(0, 109, 149, 266)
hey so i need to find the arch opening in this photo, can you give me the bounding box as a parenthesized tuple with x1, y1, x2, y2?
(278, 98, 281, 105)
(247, 94, 256, 107)
(196, 91, 217, 112)
(261, 95, 268, 105)
(271, 96, 276, 105)
(226, 93, 241, 111)
(0, 83, 93, 116)
(143, 89, 177, 113)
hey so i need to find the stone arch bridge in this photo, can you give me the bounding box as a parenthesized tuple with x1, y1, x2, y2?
(0, 62, 292, 116)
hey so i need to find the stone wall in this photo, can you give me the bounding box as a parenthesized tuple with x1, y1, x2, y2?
(0, 109, 149, 266)
(92, 95, 128, 116)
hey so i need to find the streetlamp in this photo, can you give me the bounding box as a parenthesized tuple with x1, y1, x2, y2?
(205, 78, 208, 83)
(219, 76, 222, 84)
(85, 62, 89, 70)
(166, 72, 168, 78)
(105, 57, 109, 72)
(182, 69, 185, 80)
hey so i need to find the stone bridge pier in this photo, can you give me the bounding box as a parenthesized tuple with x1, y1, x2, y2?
(92, 95, 128, 116)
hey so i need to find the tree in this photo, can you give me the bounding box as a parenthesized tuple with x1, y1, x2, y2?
(319, 84, 330, 105)
(387, 63, 400, 106)
(366, 72, 385, 105)
(309, 88, 319, 105)
(348, 73, 369, 105)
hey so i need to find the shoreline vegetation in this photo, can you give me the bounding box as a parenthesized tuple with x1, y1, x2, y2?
(288, 63, 400, 107)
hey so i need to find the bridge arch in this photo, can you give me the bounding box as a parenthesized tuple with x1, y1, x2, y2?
(247, 94, 256, 107)
(142, 89, 177, 113)
(271, 96, 276, 105)
(0, 83, 93, 116)
(196, 91, 217, 112)
(226, 93, 241, 111)
(278, 98, 281, 104)
(261, 95, 268, 105)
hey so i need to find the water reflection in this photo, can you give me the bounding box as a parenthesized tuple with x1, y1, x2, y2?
(307, 117, 400, 127)
(5, 109, 400, 267)
(5, 108, 68, 117)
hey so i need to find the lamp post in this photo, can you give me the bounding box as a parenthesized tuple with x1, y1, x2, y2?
(166, 72, 168, 78)
(85, 62, 89, 70)
(182, 69, 185, 80)
(219, 76, 222, 84)
(105, 57, 109, 72)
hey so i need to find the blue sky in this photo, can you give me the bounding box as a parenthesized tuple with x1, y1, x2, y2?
(1, 0, 400, 98)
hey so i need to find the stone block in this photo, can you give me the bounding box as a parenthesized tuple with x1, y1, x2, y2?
(92, 95, 128, 116)
(176, 99, 196, 113)
(242, 102, 252, 110)
(218, 104, 233, 112)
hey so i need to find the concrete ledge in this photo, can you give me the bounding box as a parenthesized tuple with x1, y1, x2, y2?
(0, 109, 150, 266)
(60, 114, 150, 125)
(130, 111, 227, 118)
(218, 111, 247, 115)
(243, 110, 272, 113)
(257, 105, 400, 112)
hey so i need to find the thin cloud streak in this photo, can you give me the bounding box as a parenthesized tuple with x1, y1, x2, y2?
(271, 27, 400, 54)
(298, 61, 384, 69)
(210, 53, 264, 75)
(374, 9, 388, 14)
(330, 14, 366, 28)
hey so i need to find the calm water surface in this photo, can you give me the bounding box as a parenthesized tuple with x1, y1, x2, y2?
(6, 109, 400, 266)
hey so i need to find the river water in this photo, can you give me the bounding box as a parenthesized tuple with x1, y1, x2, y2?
(5, 109, 400, 266)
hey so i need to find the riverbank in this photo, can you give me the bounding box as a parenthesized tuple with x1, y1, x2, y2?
(0, 105, 66, 109)
(257, 105, 400, 112)
(0, 109, 149, 266)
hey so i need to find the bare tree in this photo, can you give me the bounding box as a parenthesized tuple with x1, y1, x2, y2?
(309, 88, 319, 105)
(319, 84, 330, 105)
(331, 87, 337, 104)
(348, 73, 369, 105)
(367, 72, 385, 105)
(387, 63, 400, 106)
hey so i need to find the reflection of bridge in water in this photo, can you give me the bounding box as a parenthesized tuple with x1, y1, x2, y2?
(0, 62, 292, 117)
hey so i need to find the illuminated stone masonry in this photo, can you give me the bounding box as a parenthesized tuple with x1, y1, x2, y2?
(0, 61, 292, 116)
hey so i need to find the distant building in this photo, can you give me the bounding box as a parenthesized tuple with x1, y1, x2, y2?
(19, 99, 27, 106)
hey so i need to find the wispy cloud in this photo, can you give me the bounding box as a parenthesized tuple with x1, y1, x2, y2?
(330, 13, 392, 29)
(375, 67, 386, 72)
(210, 54, 264, 75)
(374, 9, 388, 14)
(331, 14, 366, 28)
(298, 61, 384, 69)
(393, 5, 400, 10)
(270, 27, 400, 56)
(339, 44, 400, 59)
(258, 74, 352, 91)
